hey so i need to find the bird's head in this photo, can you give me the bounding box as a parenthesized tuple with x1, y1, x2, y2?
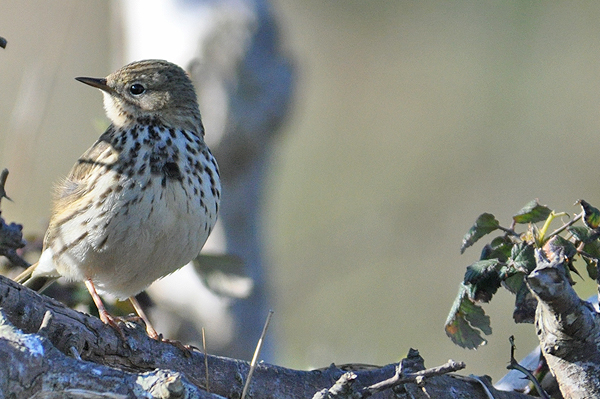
(76, 59, 203, 133)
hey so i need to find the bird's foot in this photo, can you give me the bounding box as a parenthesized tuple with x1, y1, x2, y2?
(98, 309, 128, 341)
(154, 334, 194, 357)
(128, 295, 192, 356)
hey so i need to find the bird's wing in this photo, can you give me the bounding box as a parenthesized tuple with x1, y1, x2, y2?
(44, 129, 119, 248)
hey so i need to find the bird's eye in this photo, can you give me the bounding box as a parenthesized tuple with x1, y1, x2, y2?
(129, 83, 145, 95)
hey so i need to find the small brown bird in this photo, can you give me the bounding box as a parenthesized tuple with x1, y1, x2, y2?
(16, 59, 221, 339)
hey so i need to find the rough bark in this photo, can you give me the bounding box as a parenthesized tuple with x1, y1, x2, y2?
(0, 274, 533, 399)
(526, 241, 600, 398)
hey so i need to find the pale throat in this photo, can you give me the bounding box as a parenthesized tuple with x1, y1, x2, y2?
(102, 92, 131, 127)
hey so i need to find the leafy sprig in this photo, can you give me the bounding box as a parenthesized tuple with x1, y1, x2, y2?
(445, 199, 599, 349)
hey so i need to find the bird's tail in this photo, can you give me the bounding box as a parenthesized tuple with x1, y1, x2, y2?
(14, 263, 37, 283)
(14, 262, 58, 293)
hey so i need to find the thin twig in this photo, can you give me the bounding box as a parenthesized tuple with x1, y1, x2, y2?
(466, 375, 496, 399)
(507, 336, 550, 399)
(37, 310, 54, 337)
(202, 327, 209, 393)
(364, 359, 465, 396)
(312, 372, 359, 399)
(498, 226, 519, 237)
(548, 212, 582, 239)
(1, 250, 29, 269)
(0, 169, 12, 204)
(69, 346, 82, 360)
(241, 309, 274, 399)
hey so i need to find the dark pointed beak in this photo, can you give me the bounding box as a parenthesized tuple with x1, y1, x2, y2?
(75, 77, 113, 93)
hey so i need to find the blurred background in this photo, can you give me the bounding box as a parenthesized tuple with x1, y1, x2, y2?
(1, 0, 600, 382)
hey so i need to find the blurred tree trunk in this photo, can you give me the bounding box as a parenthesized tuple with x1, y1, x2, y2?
(117, 0, 294, 360)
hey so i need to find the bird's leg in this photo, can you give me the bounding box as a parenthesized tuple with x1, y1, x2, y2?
(128, 295, 159, 339)
(84, 278, 126, 340)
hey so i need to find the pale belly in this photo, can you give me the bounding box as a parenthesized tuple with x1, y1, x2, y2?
(34, 123, 221, 299)
(41, 168, 219, 299)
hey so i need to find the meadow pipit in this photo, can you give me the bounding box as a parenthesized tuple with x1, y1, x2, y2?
(16, 59, 221, 339)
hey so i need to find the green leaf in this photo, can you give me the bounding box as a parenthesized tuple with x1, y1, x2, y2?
(546, 235, 581, 279)
(513, 281, 536, 324)
(445, 284, 491, 349)
(583, 256, 598, 280)
(578, 199, 600, 230)
(513, 200, 552, 224)
(464, 259, 501, 284)
(501, 269, 536, 323)
(480, 236, 513, 262)
(509, 242, 535, 273)
(569, 226, 594, 242)
(461, 213, 500, 254)
(502, 272, 525, 294)
(579, 238, 600, 280)
(550, 235, 578, 261)
(464, 259, 502, 302)
(583, 239, 600, 259)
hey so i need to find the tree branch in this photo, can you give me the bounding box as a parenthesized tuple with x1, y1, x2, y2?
(0, 275, 534, 398)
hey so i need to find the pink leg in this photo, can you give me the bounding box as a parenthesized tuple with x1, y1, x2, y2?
(84, 278, 125, 339)
(128, 295, 160, 339)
